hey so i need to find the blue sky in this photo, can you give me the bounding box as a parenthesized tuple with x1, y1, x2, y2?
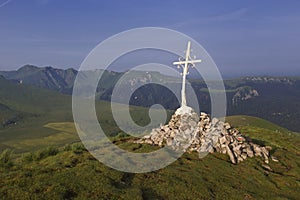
(0, 0, 299, 77)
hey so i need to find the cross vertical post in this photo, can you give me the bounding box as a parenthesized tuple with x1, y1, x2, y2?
(173, 41, 202, 107)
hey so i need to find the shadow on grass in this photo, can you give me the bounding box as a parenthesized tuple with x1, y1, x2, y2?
(141, 187, 164, 200)
(251, 138, 266, 146)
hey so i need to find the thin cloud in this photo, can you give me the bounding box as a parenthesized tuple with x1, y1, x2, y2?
(172, 8, 249, 29)
(0, 0, 12, 8)
(209, 8, 248, 21)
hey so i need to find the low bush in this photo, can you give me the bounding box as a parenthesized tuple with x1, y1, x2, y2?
(0, 149, 14, 167)
(34, 146, 59, 161)
(71, 143, 86, 154)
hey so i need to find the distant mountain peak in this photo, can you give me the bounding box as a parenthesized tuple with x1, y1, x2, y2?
(66, 68, 77, 72)
(44, 66, 55, 70)
(17, 64, 39, 71)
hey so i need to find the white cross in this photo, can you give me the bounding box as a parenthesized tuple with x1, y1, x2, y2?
(173, 41, 202, 107)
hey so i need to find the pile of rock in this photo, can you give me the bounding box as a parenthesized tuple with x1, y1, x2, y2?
(135, 106, 272, 164)
(137, 108, 199, 152)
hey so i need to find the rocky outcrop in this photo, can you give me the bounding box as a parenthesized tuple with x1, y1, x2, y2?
(232, 87, 259, 105)
(137, 108, 199, 151)
(135, 107, 272, 165)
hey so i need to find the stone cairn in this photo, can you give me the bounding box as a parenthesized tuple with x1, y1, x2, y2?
(135, 107, 272, 164)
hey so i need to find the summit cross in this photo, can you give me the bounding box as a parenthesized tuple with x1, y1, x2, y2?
(173, 41, 202, 107)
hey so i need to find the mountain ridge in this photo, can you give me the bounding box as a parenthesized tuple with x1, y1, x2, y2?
(1, 65, 300, 132)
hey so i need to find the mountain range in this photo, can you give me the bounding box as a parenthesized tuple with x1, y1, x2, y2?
(1, 65, 300, 132)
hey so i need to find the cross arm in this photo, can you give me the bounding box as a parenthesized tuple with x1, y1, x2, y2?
(173, 59, 202, 65)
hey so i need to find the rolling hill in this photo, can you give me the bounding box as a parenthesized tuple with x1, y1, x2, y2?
(0, 115, 299, 199)
(0, 75, 171, 152)
(0, 71, 299, 199)
(0, 75, 75, 151)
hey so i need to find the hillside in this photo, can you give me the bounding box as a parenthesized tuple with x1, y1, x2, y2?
(226, 115, 299, 153)
(0, 74, 299, 199)
(0, 75, 75, 151)
(0, 116, 299, 199)
(0, 76, 171, 152)
(1, 66, 300, 132)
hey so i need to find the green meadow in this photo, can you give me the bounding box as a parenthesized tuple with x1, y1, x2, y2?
(0, 114, 299, 199)
(1, 76, 300, 199)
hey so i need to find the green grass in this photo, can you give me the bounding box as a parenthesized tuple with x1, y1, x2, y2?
(0, 140, 299, 199)
(0, 101, 170, 152)
(0, 122, 79, 152)
(0, 116, 299, 199)
(226, 115, 300, 152)
(1, 76, 300, 199)
(226, 115, 290, 132)
(0, 76, 173, 152)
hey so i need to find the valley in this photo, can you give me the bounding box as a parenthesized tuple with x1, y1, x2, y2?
(0, 66, 300, 199)
(1, 65, 300, 131)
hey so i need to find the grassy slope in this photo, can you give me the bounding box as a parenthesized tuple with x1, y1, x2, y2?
(0, 116, 299, 200)
(1, 76, 299, 199)
(0, 76, 172, 152)
(226, 115, 300, 153)
(0, 76, 74, 151)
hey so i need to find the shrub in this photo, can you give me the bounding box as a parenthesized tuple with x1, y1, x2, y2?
(63, 144, 72, 151)
(34, 146, 59, 161)
(71, 143, 86, 154)
(63, 143, 86, 153)
(0, 149, 14, 167)
(22, 152, 35, 162)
